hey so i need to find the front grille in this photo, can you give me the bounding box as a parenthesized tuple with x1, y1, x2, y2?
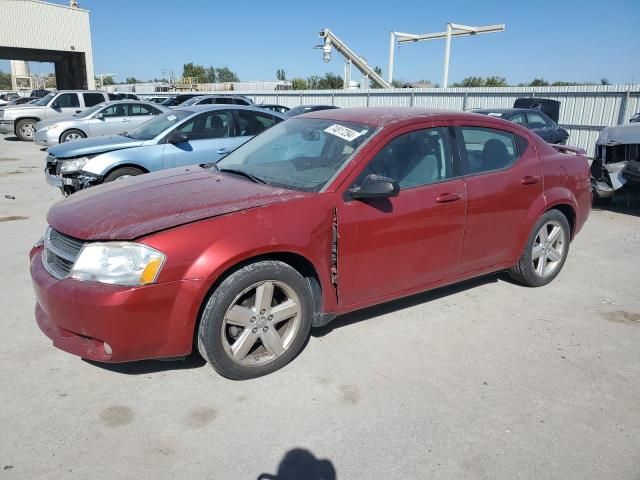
(46, 154, 60, 176)
(43, 228, 85, 279)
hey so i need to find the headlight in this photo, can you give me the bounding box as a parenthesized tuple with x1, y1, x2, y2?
(39, 124, 58, 131)
(70, 242, 165, 286)
(60, 157, 90, 173)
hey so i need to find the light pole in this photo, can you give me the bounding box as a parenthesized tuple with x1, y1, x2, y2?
(388, 22, 505, 88)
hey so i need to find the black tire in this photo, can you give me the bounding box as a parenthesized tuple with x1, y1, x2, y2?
(60, 129, 87, 143)
(197, 260, 313, 380)
(103, 166, 145, 183)
(508, 209, 571, 287)
(15, 118, 37, 141)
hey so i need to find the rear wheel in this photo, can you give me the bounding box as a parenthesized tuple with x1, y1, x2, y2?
(197, 261, 313, 380)
(15, 119, 37, 141)
(60, 129, 86, 143)
(508, 209, 570, 287)
(103, 166, 145, 183)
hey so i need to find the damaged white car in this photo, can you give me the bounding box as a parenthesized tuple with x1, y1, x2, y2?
(591, 122, 640, 204)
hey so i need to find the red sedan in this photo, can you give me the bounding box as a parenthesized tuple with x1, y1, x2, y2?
(30, 108, 591, 379)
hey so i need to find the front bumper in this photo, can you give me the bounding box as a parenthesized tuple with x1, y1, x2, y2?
(34, 128, 59, 146)
(30, 248, 206, 362)
(0, 120, 13, 135)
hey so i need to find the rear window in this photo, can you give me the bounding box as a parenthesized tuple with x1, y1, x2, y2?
(83, 92, 105, 107)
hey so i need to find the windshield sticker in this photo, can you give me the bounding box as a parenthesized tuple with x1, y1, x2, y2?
(324, 124, 363, 142)
(167, 114, 177, 121)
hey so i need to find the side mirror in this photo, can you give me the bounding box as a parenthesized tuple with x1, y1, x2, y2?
(95, 112, 104, 120)
(349, 174, 399, 200)
(167, 131, 189, 144)
(51, 102, 60, 110)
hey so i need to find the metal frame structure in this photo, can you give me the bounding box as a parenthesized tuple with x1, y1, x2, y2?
(389, 23, 505, 88)
(317, 29, 391, 89)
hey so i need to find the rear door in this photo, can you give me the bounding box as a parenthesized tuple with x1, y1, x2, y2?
(128, 103, 161, 129)
(453, 124, 542, 275)
(338, 124, 467, 307)
(88, 104, 131, 137)
(163, 109, 235, 168)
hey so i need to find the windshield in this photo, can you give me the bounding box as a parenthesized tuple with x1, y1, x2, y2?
(74, 103, 106, 118)
(160, 96, 178, 106)
(216, 118, 375, 192)
(34, 92, 56, 106)
(125, 110, 191, 140)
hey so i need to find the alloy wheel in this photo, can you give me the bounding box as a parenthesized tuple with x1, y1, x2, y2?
(221, 280, 302, 367)
(531, 220, 566, 278)
(64, 132, 82, 142)
(20, 122, 35, 139)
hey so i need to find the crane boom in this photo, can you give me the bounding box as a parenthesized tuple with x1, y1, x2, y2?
(318, 29, 391, 89)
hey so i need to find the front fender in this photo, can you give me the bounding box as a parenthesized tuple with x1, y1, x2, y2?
(81, 146, 157, 176)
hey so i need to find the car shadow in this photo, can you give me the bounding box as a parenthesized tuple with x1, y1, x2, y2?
(592, 192, 640, 218)
(3, 136, 21, 142)
(83, 352, 206, 375)
(313, 273, 502, 337)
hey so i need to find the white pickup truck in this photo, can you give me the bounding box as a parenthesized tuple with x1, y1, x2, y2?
(0, 90, 112, 141)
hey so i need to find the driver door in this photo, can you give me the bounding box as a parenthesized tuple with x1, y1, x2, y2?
(48, 93, 81, 120)
(163, 110, 239, 168)
(337, 124, 467, 308)
(88, 104, 131, 137)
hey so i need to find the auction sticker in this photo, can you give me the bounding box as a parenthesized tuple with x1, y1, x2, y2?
(324, 124, 363, 142)
(167, 114, 177, 121)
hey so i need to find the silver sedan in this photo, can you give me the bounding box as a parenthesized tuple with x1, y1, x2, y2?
(33, 101, 171, 146)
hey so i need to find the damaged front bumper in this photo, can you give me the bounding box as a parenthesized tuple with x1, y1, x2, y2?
(45, 155, 100, 195)
(590, 142, 640, 198)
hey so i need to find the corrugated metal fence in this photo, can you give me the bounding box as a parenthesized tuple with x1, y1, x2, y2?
(149, 85, 639, 155)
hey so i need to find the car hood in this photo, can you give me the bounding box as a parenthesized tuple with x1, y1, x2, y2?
(47, 167, 308, 240)
(47, 135, 144, 158)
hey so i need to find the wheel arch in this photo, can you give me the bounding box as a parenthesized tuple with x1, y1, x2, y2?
(14, 116, 41, 134)
(546, 203, 576, 238)
(193, 251, 325, 341)
(58, 128, 87, 143)
(102, 163, 149, 179)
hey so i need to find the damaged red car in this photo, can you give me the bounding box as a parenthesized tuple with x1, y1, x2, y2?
(30, 108, 591, 379)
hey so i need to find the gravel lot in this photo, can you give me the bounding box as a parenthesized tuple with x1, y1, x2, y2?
(1, 134, 639, 480)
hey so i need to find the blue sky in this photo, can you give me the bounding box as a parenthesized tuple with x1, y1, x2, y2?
(3, 0, 639, 85)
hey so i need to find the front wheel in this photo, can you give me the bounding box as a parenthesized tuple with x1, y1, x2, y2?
(508, 209, 571, 287)
(197, 261, 313, 380)
(103, 166, 145, 183)
(60, 129, 86, 143)
(15, 119, 36, 141)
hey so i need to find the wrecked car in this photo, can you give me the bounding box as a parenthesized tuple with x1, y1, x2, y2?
(44, 105, 284, 195)
(30, 108, 591, 380)
(591, 122, 640, 203)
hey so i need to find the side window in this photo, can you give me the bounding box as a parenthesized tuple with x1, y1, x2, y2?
(459, 127, 518, 174)
(101, 104, 128, 118)
(177, 111, 231, 140)
(232, 98, 250, 105)
(130, 104, 158, 116)
(236, 111, 279, 137)
(83, 93, 106, 107)
(54, 93, 80, 108)
(199, 98, 214, 104)
(215, 97, 233, 105)
(357, 127, 453, 189)
(526, 112, 551, 129)
(510, 113, 526, 126)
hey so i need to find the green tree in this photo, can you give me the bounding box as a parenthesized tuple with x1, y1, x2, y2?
(484, 76, 507, 87)
(0, 71, 11, 89)
(600, 78, 611, 85)
(125, 77, 139, 84)
(291, 78, 308, 90)
(216, 67, 240, 83)
(276, 69, 286, 81)
(370, 66, 383, 88)
(529, 78, 549, 86)
(306, 75, 321, 89)
(317, 72, 343, 89)
(102, 75, 115, 85)
(203, 67, 216, 83)
(182, 63, 206, 82)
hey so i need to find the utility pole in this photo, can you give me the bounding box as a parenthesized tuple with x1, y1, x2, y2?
(388, 22, 505, 87)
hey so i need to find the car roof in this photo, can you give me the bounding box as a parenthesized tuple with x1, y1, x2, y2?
(174, 104, 285, 117)
(301, 107, 503, 127)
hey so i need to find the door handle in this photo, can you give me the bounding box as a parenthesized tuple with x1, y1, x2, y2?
(216, 148, 229, 154)
(435, 192, 462, 203)
(521, 175, 540, 185)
